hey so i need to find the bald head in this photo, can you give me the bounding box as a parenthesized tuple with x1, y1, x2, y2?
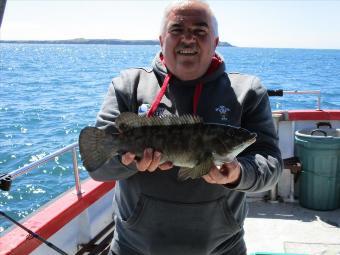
(160, 0, 218, 37)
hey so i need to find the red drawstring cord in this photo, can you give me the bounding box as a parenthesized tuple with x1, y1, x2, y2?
(147, 55, 222, 117)
(193, 83, 203, 115)
(192, 55, 222, 114)
(147, 73, 172, 117)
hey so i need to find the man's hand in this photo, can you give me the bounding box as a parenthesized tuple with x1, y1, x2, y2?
(202, 159, 241, 185)
(121, 148, 173, 172)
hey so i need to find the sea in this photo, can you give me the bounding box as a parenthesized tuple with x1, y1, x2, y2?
(0, 43, 339, 232)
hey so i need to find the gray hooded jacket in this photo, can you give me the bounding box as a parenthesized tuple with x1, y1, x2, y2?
(89, 52, 282, 255)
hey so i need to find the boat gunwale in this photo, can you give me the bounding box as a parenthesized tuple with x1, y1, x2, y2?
(0, 179, 115, 255)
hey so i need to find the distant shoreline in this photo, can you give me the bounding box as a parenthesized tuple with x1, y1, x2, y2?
(0, 38, 233, 47)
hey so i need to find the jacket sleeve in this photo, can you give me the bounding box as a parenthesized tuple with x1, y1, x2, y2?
(229, 77, 283, 192)
(87, 75, 139, 182)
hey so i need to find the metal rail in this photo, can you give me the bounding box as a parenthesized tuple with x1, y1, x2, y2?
(0, 142, 83, 196)
(0, 0, 7, 30)
(267, 89, 321, 110)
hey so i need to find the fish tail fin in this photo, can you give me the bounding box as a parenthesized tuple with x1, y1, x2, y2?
(79, 126, 118, 172)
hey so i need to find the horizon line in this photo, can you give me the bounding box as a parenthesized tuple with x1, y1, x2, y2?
(1, 38, 339, 50)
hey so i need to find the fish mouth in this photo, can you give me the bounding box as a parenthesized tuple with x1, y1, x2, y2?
(213, 135, 257, 164)
(248, 136, 257, 145)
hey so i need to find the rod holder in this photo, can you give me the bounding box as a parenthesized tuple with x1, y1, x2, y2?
(0, 174, 12, 191)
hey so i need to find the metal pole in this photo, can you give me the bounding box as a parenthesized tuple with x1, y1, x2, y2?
(283, 90, 321, 110)
(1, 143, 83, 195)
(268, 113, 282, 203)
(0, 0, 7, 30)
(71, 146, 83, 197)
(283, 90, 320, 95)
(8, 143, 78, 180)
(268, 90, 321, 110)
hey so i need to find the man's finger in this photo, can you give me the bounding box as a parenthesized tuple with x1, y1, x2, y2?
(209, 167, 224, 182)
(159, 161, 173, 170)
(136, 148, 153, 171)
(148, 151, 162, 172)
(121, 152, 136, 166)
(222, 159, 239, 171)
(202, 174, 217, 184)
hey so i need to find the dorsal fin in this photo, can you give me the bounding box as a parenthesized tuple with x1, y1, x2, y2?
(115, 112, 202, 131)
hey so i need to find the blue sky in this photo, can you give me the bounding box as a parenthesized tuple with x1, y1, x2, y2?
(1, 0, 340, 49)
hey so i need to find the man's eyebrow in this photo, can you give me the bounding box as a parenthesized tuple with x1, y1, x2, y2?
(169, 23, 182, 28)
(168, 22, 209, 28)
(194, 22, 209, 28)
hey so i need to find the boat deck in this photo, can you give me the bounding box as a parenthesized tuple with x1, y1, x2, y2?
(75, 199, 340, 255)
(244, 199, 340, 254)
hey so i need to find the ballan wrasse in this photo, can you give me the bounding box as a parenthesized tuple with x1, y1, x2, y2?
(79, 112, 257, 180)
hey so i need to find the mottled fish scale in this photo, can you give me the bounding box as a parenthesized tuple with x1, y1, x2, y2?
(79, 112, 257, 180)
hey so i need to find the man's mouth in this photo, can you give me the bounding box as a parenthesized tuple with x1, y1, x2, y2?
(176, 49, 198, 56)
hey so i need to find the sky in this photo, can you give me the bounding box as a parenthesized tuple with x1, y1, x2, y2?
(1, 0, 340, 49)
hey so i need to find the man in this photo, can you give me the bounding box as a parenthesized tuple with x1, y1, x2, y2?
(88, 1, 282, 254)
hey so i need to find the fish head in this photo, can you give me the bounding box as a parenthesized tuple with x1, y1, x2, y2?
(211, 125, 257, 164)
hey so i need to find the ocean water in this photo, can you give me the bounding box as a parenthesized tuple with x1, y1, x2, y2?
(0, 44, 339, 232)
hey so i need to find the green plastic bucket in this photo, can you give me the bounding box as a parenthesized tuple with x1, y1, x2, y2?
(299, 170, 340, 210)
(295, 126, 340, 210)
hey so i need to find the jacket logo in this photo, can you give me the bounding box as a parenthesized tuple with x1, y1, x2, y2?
(138, 104, 151, 116)
(215, 105, 230, 121)
(138, 104, 167, 117)
(154, 107, 166, 117)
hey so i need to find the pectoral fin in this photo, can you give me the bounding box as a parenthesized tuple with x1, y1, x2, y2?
(177, 158, 213, 181)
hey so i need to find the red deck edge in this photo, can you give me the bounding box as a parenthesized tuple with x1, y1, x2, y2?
(275, 110, 340, 121)
(0, 179, 115, 255)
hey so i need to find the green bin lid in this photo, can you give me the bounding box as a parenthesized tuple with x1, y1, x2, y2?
(295, 128, 340, 139)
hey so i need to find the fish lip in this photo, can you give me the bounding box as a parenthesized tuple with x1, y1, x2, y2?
(248, 136, 257, 145)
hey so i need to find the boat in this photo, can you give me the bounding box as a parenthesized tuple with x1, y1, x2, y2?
(1, 90, 339, 255)
(1, 2, 339, 253)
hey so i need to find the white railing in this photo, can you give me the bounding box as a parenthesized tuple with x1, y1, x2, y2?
(268, 89, 321, 110)
(0, 143, 82, 196)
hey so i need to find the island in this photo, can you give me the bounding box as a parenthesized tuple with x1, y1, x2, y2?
(0, 38, 233, 47)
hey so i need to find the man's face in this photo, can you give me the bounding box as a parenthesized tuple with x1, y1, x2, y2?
(159, 3, 219, 81)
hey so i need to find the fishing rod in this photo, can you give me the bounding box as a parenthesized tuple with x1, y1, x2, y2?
(0, 210, 69, 255)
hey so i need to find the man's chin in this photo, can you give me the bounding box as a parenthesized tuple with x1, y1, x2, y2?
(174, 70, 202, 81)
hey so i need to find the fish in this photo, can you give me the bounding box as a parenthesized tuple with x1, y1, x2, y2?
(79, 112, 257, 181)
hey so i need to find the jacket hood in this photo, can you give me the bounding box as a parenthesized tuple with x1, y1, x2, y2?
(152, 51, 226, 86)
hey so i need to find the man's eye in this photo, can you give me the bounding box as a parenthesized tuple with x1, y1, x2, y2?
(170, 29, 182, 35)
(194, 29, 207, 36)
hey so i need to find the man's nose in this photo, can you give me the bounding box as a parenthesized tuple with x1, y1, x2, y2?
(182, 30, 196, 43)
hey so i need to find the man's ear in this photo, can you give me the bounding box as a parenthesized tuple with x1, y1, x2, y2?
(214, 37, 219, 48)
(159, 35, 164, 47)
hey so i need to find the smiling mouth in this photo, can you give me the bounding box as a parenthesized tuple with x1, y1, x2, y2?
(177, 49, 198, 56)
